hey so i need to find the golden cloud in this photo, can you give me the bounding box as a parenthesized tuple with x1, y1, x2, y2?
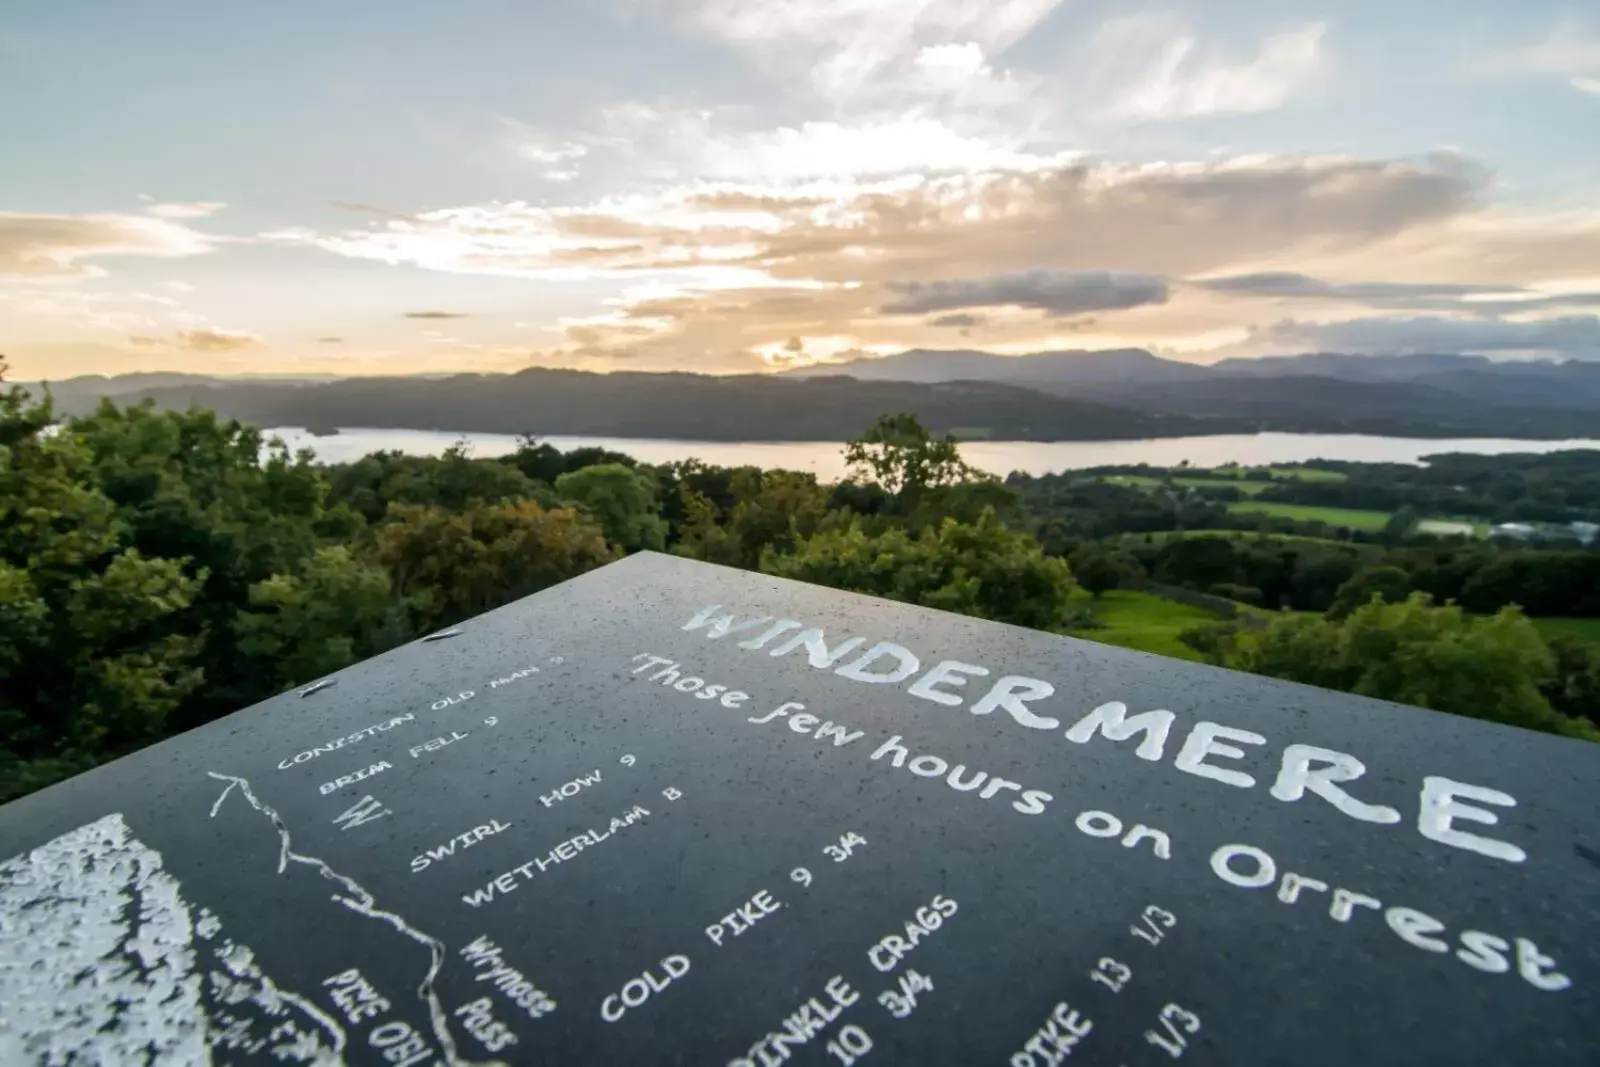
(128, 328, 263, 352)
(256, 150, 1600, 370)
(0, 211, 215, 279)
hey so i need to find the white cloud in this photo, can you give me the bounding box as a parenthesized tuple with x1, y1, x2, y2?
(691, 115, 1074, 181)
(502, 120, 593, 179)
(1093, 17, 1326, 121)
(515, 140, 589, 165)
(680, 0, 1064, 105)
(1494, 21, 1600, 96)
(527, 102, 1075, 185)
(905, 41, 1035, 112)
(145, 201, 227, 220)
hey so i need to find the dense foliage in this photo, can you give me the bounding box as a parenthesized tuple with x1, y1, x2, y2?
(1011, 464, 1600, 618)
(3, 381, 1597, 803)
(767, 511, 1074, 630)
(0, 386, 618, 801)
(1182, 595, 1598, 741)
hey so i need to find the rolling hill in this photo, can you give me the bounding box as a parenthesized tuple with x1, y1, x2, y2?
(34, 368, 1235, 442)
(21, 349, 1600, 441)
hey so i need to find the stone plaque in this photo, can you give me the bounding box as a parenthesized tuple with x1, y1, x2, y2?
(1, 552, 1595, 1065)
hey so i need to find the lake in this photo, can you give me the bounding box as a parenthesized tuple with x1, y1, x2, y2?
(263, 427, 1600, 480)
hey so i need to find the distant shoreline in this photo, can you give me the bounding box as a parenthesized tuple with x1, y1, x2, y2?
(263, 424, 1600, 445)
(260, 427, 1600, 480)
(38, 363, 1600, 444)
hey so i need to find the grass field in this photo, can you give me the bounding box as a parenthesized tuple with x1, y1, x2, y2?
(1117, 529, 1384, 554)
(1226, 501, 1391, 530)
(1201, 466, 1347, 483)
(1062, 588, 1217, 661)
(1063, 587, 1600, 664)
(1103, 474, 1275, 496)
(1532, 617, 1600, 643)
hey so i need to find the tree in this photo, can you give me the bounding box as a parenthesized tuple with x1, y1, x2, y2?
(672, 487, 745, 567)
(1208, 582, 1263, 606)
(503, 437, 637, 485)
(326, 445, 540, 522)
(844, 413, 982, 516)
(1071, 544, 1141, 599)
(0, 386, 208, 800)
(1184, 593, 1597, 741)
(916, 480, 1023, 528)
(555, 463, 668, 552)
(1540, 636, 1600, 729)
(1380, 505, 1420, 545)
(235, 546, 411, 690)
(69, 401, 356, 722)
(764, 509, 1074, 630)
(1154, 536, 1237, 591)
(672, 468, 832, 569)
(1326, 565, 1412, 620)
(375, 501, 615, 632)
(1286, 548, 1361, 612)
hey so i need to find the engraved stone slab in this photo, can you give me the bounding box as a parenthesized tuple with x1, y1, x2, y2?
(0, 552, 1595, 1065)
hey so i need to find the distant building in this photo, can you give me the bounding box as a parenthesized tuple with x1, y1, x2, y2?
(1489, 520, 1600, 545)
(1491, 523, 1536, 540)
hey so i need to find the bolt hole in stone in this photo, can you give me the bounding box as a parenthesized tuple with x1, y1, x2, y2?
(421, 629, 463, 643)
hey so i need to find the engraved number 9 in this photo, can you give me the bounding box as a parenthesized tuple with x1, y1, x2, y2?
(791, 867, 813, 889)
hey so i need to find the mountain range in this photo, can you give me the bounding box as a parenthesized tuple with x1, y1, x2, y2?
(14, 350, 1600, 442)
(785, 349, 1600, 435)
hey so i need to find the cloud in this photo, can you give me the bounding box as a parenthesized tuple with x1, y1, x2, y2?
(271, 153, 1488, 286)
(402, 310, 471, 319)
(1196, 272, 1491, 301)
(0, 285, 191, 334)
(1255, 314, 1600, 359)
(570, 102, 1075, 183)
(1495, 21, 1600, 95)
(127, 328, 263, 352)
(145, 201, 227, 220)
(691, 116, 1074, 181)
(930, 312, 985, 328)
(677, 0, 1064, 106)
(516, 141, 588, 165)
(502, 120, 592, 178)
(0, 211, 214, 279)
(1092, 17, 1326, 120)
(1194, 271, 1600, 315)
(319, 336, 344, 344)
(883, 269, 1169, 315)
(330, 202, 421, 222)
(259, 148, 1600, 372)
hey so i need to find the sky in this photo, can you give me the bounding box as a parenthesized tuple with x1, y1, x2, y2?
(3, 0, 1599, 380)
